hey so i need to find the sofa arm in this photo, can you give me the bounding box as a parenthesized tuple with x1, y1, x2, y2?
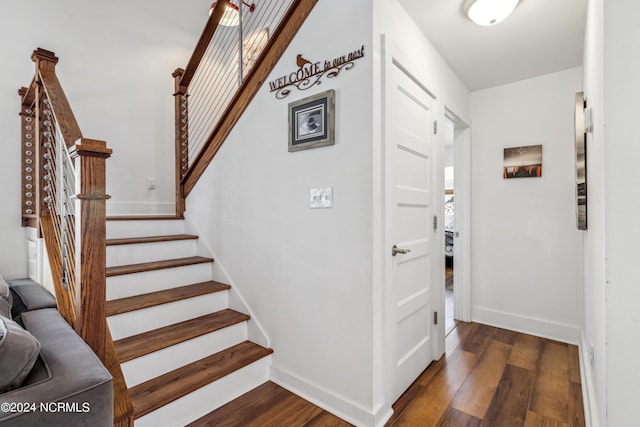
(0, 309, 113, 427)
(7, 279, 57, 321)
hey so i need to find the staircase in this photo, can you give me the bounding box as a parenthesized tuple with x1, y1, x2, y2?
(105, 217, 272, 426)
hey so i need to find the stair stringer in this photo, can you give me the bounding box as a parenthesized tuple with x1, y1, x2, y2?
(183, 213, 270, 349)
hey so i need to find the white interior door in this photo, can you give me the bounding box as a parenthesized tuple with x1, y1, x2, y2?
(388, 59, 436, 402)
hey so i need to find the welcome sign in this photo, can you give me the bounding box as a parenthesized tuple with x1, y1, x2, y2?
(269, 45, 365, 99)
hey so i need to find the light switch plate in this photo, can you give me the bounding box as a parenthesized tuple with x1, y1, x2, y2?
(310, 187, 333, 209)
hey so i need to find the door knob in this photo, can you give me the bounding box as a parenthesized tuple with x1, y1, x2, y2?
(392, 245, 411, 256)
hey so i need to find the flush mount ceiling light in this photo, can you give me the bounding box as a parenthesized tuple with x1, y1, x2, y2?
(209, 1, 256, 27)
(464, 0, 520, 26)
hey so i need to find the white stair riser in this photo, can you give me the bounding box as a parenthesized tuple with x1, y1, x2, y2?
(121, 322, 247, 387)
(134, 356, 271, 427)
(107, 219, 185, 239)
(107, 239, 198, 267)
(107, 263, 212, 300)
(107, 292, 229, 340)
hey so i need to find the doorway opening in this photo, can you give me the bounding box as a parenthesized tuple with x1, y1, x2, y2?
(443, 110, 471, 333)
(444, 119, 457, 335)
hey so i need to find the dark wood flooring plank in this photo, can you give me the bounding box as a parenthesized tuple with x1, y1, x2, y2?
(445, 321, 474, 355)
(437, 407, 482, 427)
(568, 382, 586, 427)
(481, 365, 534, 427)
(305, 410, 353, 426)
(509, 334, 545, 371)
(491, 327, 519, 345)
(530, 341, 570, 423)
(388, 349, 478, 426)
(524, 411, 568, 427)
(450, 340, 512, 419)
(567, 345, 581, 384)
(187, 381, 350, 427)
(459, 323, 496, 354)
(187, 382, 289, 427)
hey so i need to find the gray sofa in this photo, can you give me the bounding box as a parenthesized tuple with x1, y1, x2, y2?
(0, 277, 113, 427)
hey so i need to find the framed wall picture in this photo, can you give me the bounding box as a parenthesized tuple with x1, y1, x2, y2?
(574, 92, 587, 230)
(288, 89, 335, 152)
(503, 144, 543, 179)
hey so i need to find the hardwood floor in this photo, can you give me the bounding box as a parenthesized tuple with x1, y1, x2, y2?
(191, 323, 585, 427)
(187, 381, 351, 426)
(387, 322, 585, 427)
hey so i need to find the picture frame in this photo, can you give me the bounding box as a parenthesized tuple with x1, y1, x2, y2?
(288, 89, 335, 152)
(574, 92, 587, 230)
(503, 144, 543, 179)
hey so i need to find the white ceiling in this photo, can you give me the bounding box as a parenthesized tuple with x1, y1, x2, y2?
(398, 0, 587, 91)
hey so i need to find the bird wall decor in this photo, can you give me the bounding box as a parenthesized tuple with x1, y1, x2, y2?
(296, 54, 313, 69)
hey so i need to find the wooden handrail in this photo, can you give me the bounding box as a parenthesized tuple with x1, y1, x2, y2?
(23, 48, 134, 427)
(32, 49, 83, 148)
(180, 0, 230, 88)
(180, 0, 319, 198)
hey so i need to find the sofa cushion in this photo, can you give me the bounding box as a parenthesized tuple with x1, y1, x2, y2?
(0, 275, 10, 303)
(0, 315, 41, 392)
(0, 299, 10, 319)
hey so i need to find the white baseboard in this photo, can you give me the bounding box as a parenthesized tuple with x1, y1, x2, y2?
(271, 365, 390, 427)
(106, 201, 175, 216)
(579, 332, 600, 427)
(471, 306, 581, 344)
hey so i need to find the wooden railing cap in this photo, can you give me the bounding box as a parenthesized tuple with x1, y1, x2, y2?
(31, 48, 59, 65)
(71, 138, 113, 158)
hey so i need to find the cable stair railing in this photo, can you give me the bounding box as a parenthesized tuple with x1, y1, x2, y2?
(19, 48, 134, 427)
(173, 0, 318, 216)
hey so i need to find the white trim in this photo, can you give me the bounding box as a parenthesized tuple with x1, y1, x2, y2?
(471, 306, 581, 344)
(183, 212, 270, 348)
(579, 331, 600, 427)
(446, 110, 472, 322)
(271, 365, 391, 427)
(106, 201, 175, 216)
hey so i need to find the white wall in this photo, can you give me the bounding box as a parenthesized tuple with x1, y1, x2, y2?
(603, 3, 640, 426)
(581, 0, 606, 424)
(469, 68, 584, 343)
(186, 1, 376, 425)
(0, 1, 211, 268)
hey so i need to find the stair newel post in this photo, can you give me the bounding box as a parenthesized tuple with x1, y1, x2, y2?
(173, 68, 188, 217)
(69, 138, 112, 363)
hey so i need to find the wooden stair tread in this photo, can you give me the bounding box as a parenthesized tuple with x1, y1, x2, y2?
(106, 256, 213, 277)
(106, 281, 231, 316)
(129, 341, 273, 419)
(107, 215, 183, 221)
(115, 309, 249, 362)
(106, 234, 198, 246)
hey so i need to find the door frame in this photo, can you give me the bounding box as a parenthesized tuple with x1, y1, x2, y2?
(378, 35, 444, 409)
(445, 109, 471, 323)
